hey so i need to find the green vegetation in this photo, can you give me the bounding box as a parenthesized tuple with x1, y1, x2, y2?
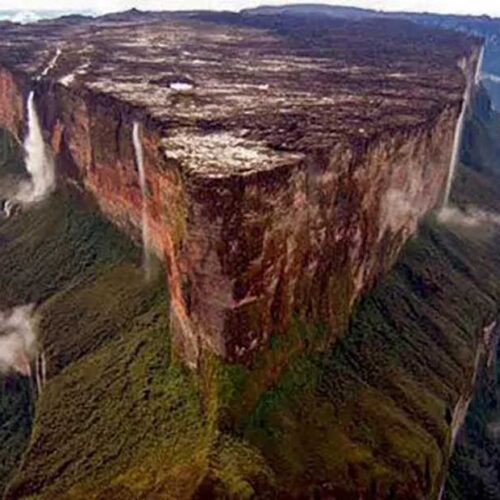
(0, 128, 151, 494)
(0, 128, 207, 498)
(0, 190, 138, 310)
(8, 310, 208, 499)
(0, 377, 33, 494)
(0, 129, 33, 491)
(444, 347, 500, 499)
(214, 186, 500, 497)
(0, 128, 24, 177)
(441, 83, 500, 500)
(207, 84, 500, 497)
(0, 128, 265, 499)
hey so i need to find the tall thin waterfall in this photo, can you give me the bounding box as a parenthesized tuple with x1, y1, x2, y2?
(442, 48, 483, 207)
(6, 48, 61, 212)
(34, 350, 47, 396)
(132, 122, 152, 281)
(442, 84, 471, 207)
(475, 46, 485, 85)
(16, 92, 55, 204)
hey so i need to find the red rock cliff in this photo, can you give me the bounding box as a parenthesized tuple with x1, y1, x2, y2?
(0, 13, 482, 366)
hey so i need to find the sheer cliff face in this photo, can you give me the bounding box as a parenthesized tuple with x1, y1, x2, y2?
(0, 68, 23, 140)
(0, 13, 482, 366)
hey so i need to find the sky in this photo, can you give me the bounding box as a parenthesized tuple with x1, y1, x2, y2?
(0, 0, 500, 17)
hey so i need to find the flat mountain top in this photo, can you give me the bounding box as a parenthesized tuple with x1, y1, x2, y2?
(0, 11, 478, 176)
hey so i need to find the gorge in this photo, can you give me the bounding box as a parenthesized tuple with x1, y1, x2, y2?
(0, 7, 500, 499)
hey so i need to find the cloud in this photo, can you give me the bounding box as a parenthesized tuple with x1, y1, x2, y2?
(438, 205, 500, 229)
(0, 305, 38, 376)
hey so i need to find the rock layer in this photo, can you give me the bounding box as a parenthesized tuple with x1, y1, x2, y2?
(0, 12, 482, 366)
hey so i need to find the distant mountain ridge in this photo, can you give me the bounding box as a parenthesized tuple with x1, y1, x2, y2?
(242, 3, 381, 18)
(0, 10, 96, 24)
(243, 3, 499, 22)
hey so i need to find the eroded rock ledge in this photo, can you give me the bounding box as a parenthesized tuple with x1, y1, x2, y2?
(0, 11, 482, 366)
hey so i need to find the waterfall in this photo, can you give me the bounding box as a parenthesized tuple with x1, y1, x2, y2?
(38, 47, 62, 80)
(15, 92, 55, 204)
(5, 48, 62, 212)
(35, 352, 42, 395)
(442, 48, 484, 207)
(41, 351, 47, 386)
(475, 45, 485, 85)
(132, 122, 152, 281)
(34, 350, 47, 395)
(442, 84, 471, 207)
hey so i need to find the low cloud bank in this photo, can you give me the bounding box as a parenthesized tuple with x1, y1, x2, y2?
(438, 206, 500, 228)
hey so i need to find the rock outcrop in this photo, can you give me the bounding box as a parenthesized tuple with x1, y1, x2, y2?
(0, 12, 482, 366)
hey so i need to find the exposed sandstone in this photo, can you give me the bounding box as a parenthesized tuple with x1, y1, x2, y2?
(0, 12, 482, 366)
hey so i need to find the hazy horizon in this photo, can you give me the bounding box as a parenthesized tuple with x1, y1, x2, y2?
(0, 0, 500, 18)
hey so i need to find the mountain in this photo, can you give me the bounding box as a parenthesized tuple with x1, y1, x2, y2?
(0, 7, 499, 499)
(241, 3, 381, 18)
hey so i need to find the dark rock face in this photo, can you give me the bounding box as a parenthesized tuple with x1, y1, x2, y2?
(0, 12, 482, 366)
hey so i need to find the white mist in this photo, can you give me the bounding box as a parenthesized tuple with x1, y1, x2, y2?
(0, 305, 37, 377)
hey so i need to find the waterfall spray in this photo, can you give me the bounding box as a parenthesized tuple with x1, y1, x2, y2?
(15, 92, 55, 204)
(0, 306, 47, 399)
(132, 122, 152, 281)
(2, 200, 14, 218)
(442, 48, 484, 208)
(0, 305, 37, 377)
